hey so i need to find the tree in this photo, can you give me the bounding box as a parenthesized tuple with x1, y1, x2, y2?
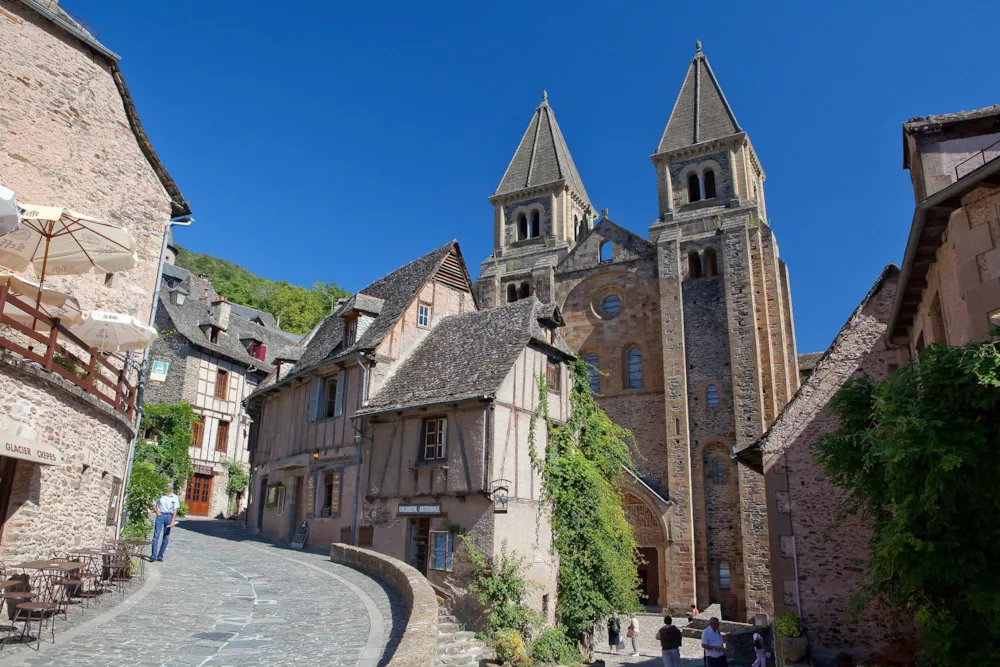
(813, 340, 1000, 665)
(530, 360, 642, 643)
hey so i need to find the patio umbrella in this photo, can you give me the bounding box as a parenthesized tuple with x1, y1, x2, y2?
(69, 310, 157, 352)
(0, 184, 18, 236)
(0, 272, 84, 328)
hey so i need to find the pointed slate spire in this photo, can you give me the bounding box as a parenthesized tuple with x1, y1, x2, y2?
(656, 41, 742, 153)
(495, 92, 592, 206)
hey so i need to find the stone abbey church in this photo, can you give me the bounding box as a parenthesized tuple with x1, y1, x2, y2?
(474, 43, 799, 621)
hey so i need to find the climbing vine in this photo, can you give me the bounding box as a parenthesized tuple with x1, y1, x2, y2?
(813, 339, 1000, 666)
(137, 400, 197, 489)
(530, 359, 642, 642)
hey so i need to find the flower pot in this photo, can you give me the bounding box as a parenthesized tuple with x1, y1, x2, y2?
(780, 635, 808, 663)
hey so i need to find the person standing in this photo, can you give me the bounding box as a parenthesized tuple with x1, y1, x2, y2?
(150, 482, 179, 562)
(655, 615, 683, 667)
(751, 631, 768, 667)
(701, 617, 728, 667)
(608, 613, 621, 654)
(627, 613, 640, 656)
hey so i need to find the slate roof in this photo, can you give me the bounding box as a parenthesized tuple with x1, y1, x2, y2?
(156, 273, 302, 374)
(290, 241, 461, 375)
(797, 352, 824, 373)
(495, 92, 591, 205)
(162, 263, 189, 282)
(229, 303, 278, 329)
(903, 105, 1000, 134)
(657, 42, 742, 154)
(358, 297, 574, 415)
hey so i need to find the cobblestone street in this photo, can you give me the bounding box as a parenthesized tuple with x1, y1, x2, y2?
(0, 520, 406, 667)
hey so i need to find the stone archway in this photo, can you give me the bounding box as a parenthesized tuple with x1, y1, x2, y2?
(620, 477, 671, 610)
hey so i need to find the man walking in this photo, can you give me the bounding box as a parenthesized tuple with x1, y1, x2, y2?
(701, 617, 728, 667)
(655, 615, 682, 667)
(151, 482, 179, 562)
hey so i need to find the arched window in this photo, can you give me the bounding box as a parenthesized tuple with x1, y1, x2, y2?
(506, 284, 518, 303)
(574, 216, 582, 241)
(601, 294, 621, 317)
(600, 241, 613, 263)
(688, 251, 702, 279)
(583, 353, 600, 393)
(626, 346, 643, 389)
(518, 282, 531, 299)
(703, 247, 718, 277)
(687, 173, 701, 202)
(706, 384, 719, 408)
(528, 210, 540, 239)
(517, 213, 528, 241)
(713, 460, 725, 485)
(704, 170, 717, 199)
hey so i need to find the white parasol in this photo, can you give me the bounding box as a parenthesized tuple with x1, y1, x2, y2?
(69, 310, 157, 352)
(0, 272, 83, 328)
(0, 185, 18, 236)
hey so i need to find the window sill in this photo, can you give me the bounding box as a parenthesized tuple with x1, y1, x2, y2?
(412, 461, 449, 470)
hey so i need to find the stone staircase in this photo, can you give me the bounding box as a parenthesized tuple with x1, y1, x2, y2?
(436, 611, 493, 667)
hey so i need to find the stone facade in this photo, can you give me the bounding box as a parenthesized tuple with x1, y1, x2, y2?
(474, 44, 798, 621)
(0, 0, 186, 559)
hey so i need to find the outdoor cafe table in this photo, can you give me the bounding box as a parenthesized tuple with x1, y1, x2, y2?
(10, 561, 81, 572)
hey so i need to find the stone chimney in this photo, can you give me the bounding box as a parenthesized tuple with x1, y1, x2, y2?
(333, 296, 349, 315)
(212, 296, 231, 330)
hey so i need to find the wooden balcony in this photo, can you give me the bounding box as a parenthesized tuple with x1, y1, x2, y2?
(0, 284, 136, 420)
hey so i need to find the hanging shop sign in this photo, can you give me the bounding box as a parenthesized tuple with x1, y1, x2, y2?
(397, 503, 441, 516)
(1, 429, 63, 466)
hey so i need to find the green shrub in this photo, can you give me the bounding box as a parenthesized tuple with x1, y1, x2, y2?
(530, 627, 581, 665)
(776, 611, 802, 638)
(122, 461, 167, 538)
(176, 501, 189, 518)
(463, 538, 542, 640)
(495, 628, 527, 665)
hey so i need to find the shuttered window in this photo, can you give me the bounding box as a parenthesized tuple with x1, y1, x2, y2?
(429, 530, 453, 571)
(706, 384, 720, 408)
(214, 368, 229, 399)
(191, 419, 204, 448)
(216, 421, 230, 453)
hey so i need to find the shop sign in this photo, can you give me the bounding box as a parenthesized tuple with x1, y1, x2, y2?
(150, 360, 169, 382)
(1, 429, 62, 466)
(397, 503, 441, 516)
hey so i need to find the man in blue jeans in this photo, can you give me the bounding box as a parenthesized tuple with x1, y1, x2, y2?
(150, 482, 179, 562)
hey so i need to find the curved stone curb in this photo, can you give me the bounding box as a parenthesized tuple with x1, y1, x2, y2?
(331, 544, 437, 667)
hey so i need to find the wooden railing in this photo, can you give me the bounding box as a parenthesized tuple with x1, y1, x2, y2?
(0, 285, 136, 421)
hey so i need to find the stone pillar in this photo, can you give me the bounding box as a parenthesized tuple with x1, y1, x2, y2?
(748, 227, 777, 424)
(760, 226, 792, 409)
(779, 260, 800, 393)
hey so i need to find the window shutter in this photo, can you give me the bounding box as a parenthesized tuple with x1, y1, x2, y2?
(307, 378, 322, 422)
(258, 343, 267, 360)
(334, 370, 346, 417)
(440, 417, 448, 458)
(445, 532, 454, 571)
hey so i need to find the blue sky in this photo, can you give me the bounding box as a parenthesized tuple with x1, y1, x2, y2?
(75, 1, 999, 353)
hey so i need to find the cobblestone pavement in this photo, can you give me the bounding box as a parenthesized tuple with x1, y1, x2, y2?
(0, 519, 406, 667)
(592, 614, 750, 667)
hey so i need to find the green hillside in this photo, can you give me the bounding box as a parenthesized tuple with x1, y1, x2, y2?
(174, 246, 348, 334)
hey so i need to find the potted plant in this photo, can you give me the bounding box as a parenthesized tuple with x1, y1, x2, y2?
(776, 612, 808, 663)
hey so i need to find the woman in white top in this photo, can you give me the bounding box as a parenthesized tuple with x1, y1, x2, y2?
(627, 613, 640, 656)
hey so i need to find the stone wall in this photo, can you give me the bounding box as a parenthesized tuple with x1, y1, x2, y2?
(330, 543, 433, 667)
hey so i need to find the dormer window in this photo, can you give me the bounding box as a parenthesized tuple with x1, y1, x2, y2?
(247, 339, 267, 361)
(346, 318, 357, 346)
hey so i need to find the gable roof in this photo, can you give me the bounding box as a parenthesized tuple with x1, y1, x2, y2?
(656, 42, 742, 154)
(495, 92, 592, 206)
(358, 297, 574, 415)
(734, 264, 899, 472)
(289, 241, 469, 377)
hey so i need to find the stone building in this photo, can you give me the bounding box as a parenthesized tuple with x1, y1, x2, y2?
(145, 265, 301, 517)
(0, 1, 187, 560)
(246, 242, 569, 618)
(474, 42, 799, 620)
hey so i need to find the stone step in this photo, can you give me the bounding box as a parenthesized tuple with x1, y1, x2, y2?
(438, 622, 460, 633)
(438, 641, 484, 655)
(438, 614, 457, 624)
(442, 630, 476, 642)
(438, 648, 489, 665)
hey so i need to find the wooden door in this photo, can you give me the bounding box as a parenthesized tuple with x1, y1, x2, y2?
(186, 474, 213, 516)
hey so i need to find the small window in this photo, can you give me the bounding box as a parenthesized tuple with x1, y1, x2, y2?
(574, 217, 582, 240)
(675, 418, 680, 435)
(703, 248, 718, 277)
(346, 319, 357, 345)
(583, 353, 600, 393)
(216, 420, 230, 453)
(546, 360, 561, 392)
(688, 173, 701, 202)
(214, 368, 230, 399)
(528, 210, 540, 239)
(506, 284, 518, 303)
(418, 302, 431, 328)
(323, 470, 342, 516)
(602, 294, 621, 317)
(704, 170, 717, 199)
(688, 251, 702, 279)
(517, 213, 528, 241)
(719, 562, 731, 589)
(191, 419, 204, 448)
(626, 346, 643, 389)
(518, 282, 530, 300)
(422, 417, 447, 460)
(106, 476, 122, 526)
(210, 326, 221, 344)
(429, 530, 454, 571)
(713, 460, 724, 485)
(276, 486, 286, 517)
(706, 384, 720, 408)
(600, 241, 613, 263)
(324, 376, 339, 418)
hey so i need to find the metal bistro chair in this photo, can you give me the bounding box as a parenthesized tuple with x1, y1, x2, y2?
(49, 556, 86, 616)
(106, 552, 131, 598)
(8, 571, 60, 650)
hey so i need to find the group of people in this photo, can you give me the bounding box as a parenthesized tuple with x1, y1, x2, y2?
(606, 608, 769, 667)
